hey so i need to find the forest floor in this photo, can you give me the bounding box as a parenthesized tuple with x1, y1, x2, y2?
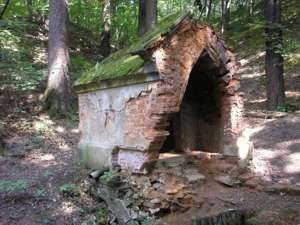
(0, 26, 300, 225)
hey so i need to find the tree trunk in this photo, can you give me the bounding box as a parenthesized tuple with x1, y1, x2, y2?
(194, 0, 206, 16)
(221, 0, 225, 33)
(43, 0, 71, 117)
(138, 0, 157, 36)
(265, 0, 285, 110)
(26, 0, 33, 20)
(207, 0, 212, 18)
(0, 0, 10, 20)
(99, 0, 111, 58)
(221, 0, 231, 33)
(249, 0, 255, 16)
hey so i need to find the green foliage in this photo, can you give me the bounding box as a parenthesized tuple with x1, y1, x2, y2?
(0, 180, 27, 192)
(111, 0, 139, 48)
(94, 208, 109, 224)
(0, 20, 47, 92)
(35, 121, 50, 133)
(276, 99, 299, 112)
(128, 11, 185, 53)
(70, 54, 94, 81)
(69, 0, 101, 32)
(99, 171, 113, 183)
(75, 53, 144, 87)
(59, 183, 80, 197)
(34, 187, 47, 197)
(141, 217, 156, 225)
(43, 170, 54, 178)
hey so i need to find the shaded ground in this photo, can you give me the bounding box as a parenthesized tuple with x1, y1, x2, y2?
(236, 49, 300, 185)
(0, 92, 103, 225)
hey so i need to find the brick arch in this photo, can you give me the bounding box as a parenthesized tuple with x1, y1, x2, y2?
(118, 24, 243, 172)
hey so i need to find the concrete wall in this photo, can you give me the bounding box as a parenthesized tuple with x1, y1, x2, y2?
(78, 82, 153, 169)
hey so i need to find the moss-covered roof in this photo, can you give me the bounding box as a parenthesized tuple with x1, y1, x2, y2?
(74, 11, 190, 91)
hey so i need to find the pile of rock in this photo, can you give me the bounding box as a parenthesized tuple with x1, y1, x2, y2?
(89, 155, 206, 225)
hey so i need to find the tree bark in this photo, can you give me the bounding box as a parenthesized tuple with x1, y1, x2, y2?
(249, 0, 255, 16)
(265, 0, 285, 110)
(26, 0, 33, 20)
(43, 0, 71, 117)
(221, 0, 225, 33)
(0, 0, 10, 20)
(99, 0, 112, 58)
(207, 0, 212, 18)
(221, 0, 231, 33)
(138, 0, 157, 36)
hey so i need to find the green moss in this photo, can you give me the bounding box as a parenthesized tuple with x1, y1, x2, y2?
(128, 11, 188, 53)
(75, 51, 144, 86)
(74, 11, 189, 90)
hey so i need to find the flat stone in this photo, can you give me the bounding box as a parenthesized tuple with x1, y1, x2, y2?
(183, 168, 206, 184)
(215, 175, 240, 187)
(157, 155, 186, 168)
(186, 173, 206, 184)
(150, 198, 160, 204)
(243, 178, 260, 189)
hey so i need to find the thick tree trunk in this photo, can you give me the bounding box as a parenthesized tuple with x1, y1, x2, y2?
(138, 0, 157, 36)
(43, 0, 71, 117)
(0, 0, 10, 20)
(265, 0, 285, 110)
(99, 0, 111, 58)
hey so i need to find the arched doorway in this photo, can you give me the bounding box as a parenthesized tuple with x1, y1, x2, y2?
(160, 51, 223, 153)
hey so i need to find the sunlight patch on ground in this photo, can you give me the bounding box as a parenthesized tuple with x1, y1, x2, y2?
(286, 91, 300, 98)
(238, 68, 264, 79)
(248, 98, 266, 104)
(37, 153, 55, 161)
(33, 46, 47, 65)
(251, 152, 273, 181)
(34, 115, 55, 132)
(55, 126, 65, 133)
(28, 153, 57, 168)
(239, 51, 265, 66)
(254, 149, 281, 160)
(60, 201, 77, 215)
(284, 152, 300, 174)
(59, 143, 71, 151)
(71, 128, 80, 134)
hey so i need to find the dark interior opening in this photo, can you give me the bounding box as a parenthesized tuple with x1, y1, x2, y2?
(160, 52, 223, 153)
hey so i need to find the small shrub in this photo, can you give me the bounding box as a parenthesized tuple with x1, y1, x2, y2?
(99, 171, 113, 183)
(34, 187, 47, 197)
(35, 121, 50, 132)
(43, 170, 53, 178)
(276, 99, 299, 112)
(0, 180, 27, 192)
(59, 183, 80, 197)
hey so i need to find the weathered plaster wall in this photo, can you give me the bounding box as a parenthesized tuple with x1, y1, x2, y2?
(78, 82, 154, 169)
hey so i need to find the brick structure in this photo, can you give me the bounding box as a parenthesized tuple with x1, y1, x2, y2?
(74, 12, 244, 173)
